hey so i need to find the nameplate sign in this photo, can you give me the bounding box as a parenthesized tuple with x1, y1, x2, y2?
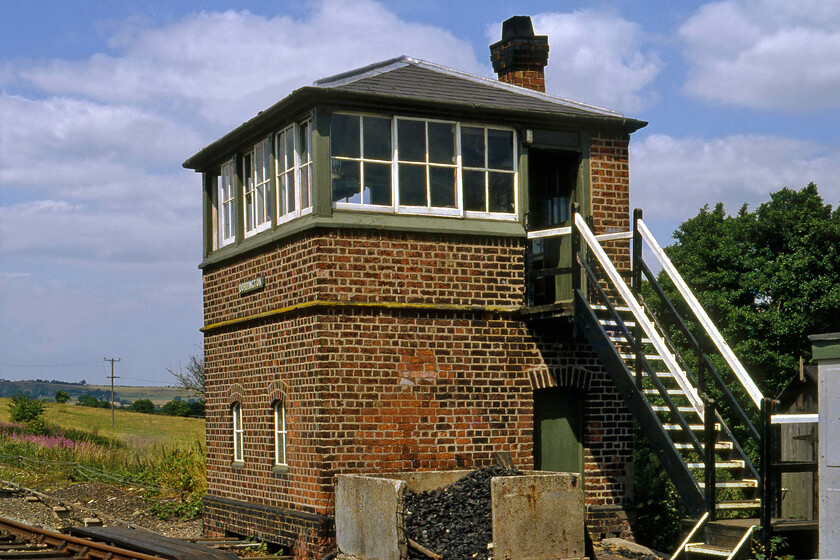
(238, 276, 265, 295)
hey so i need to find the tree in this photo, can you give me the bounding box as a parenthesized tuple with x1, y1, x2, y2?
(160, 399, 192, 417)
(9, 394, 46, 423)
(168, 353, 205, 400)
(55, 390, 71, 403)
(655, 183, 840, 395)
(131, 398, 156, 414)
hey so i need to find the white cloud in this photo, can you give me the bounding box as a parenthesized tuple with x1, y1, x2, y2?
(631, 134, 840, 235)
(5, 0, 484, 128)
(680, 0, 840, 110)
(490, 10, 663, 114)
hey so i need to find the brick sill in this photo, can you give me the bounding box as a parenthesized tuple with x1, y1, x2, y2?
(231, 461, 245, 470)
(272, 465, 289, 474)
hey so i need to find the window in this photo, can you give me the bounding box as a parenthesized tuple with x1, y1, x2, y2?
(331, 114, 393, 207)
(274, 401, 287, 466)
(397, 119, 457, 212)
(219, 160, 236, 247)
(232, 403, 243, 463)
(276, 121, 313, 223)
(243, 138, 271, 237)
(331, 113, 517, 218)
(462, 127, 515, 215)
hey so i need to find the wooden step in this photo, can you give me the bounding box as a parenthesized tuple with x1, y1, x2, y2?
(687, 459, 744, 469)
(591, 304, 632, 313)
(685, 542, 732, 557)
(664, 423, 721, 432)
(699, 479, 758, 488)
(651, 405, 698, 414)
(715, 499, 761, 509)
(619, 352, 662, 360)
(644, 388, 685, 396)
(674, 441, 733, 450)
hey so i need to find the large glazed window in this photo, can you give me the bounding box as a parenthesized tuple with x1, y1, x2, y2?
(331, 113, 517, 219)
(330, 114, 393, 207)
(219, 160, 236, 247)
(243, 138, 271, 237)
(276, 121, 313, 223)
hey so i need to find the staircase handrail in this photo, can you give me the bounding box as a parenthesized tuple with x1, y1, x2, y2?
(574, 213, 705, 416)
(636, 218, 764, 408)
(639, 259, 762, 445)
(577, 253, 706, 457)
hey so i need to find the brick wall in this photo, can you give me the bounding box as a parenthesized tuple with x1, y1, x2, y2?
(590, 133, 631, 276)
(202, 227, 635, 555)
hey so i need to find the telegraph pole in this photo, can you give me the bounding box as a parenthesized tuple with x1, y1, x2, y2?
(104, 357, 120, 427)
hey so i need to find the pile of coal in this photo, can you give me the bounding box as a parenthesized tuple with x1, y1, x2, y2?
(404, 465, 522, 560)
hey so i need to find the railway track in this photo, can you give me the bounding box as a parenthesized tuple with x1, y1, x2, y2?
(0, 516, 165, 560)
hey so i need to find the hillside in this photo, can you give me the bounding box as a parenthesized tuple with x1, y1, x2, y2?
(0, 380, 192, 405)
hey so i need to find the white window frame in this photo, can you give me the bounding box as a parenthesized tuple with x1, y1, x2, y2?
(243, 138, 271, 237)
(330, 113, 518, 221)
(276, 121, 314, 225)
(274, 401, 287, 467)
(219, 160, 236, 247)
(395, 117, 460, 217)
(331, 113, 394, 212)
(232, 403, 243, 463)
(462, 126, 518, 220)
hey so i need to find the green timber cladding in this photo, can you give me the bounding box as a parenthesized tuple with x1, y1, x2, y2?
(185, 21, 646, 557)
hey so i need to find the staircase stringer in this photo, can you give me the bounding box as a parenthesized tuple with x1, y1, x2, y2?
(575, 291, 706, 517)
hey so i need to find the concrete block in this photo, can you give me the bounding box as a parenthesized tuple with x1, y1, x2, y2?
(52, 506, 71, 519)
(24, 495, 40, 503)
(83, 517, 103, 527)
(336, 474, 406, 560)
(491, 472, 585, 560)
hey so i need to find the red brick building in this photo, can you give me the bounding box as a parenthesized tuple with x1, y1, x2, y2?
(184, 16, 646, 558)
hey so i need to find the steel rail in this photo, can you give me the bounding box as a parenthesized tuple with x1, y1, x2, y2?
(0, 516, 162, 560)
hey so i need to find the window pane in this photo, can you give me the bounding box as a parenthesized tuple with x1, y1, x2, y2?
(363, 162, 392, 205)
(285, 130, 295, 168)
(364, 117, 392, 161)
(278, 437, 286, 465)
(299, 122, 310, 163)
(399, 164, 426, 206)
(429, 166, 456, 208)
(398, 120, 426, 162)
(463, 170, 485, 211)
(331, 159, 361, 203)
(487, 129, 514, 170)
(428, 122, 455, 164)
(286, 173, 296, 213)
(300, 166, 310, 208)
(461, 127, 485, 168)
(331, 114, 360, 158)
(488, 172, 515, 213)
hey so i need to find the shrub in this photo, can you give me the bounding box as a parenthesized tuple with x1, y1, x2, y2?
(77, 394, 110, 409)
(160, 400, 191, 417)
(55, 390, 71, 403)
(9, 394, 45, 423)
(131, 399, 156, 414)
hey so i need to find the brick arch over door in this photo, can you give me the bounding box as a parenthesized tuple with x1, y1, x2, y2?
(527, 365, 593, 391)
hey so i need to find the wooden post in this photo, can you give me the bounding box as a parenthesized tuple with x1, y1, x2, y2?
(704, 395, 717, 520)
(632, 209, 644, 389)
(571, 203, 581, 295)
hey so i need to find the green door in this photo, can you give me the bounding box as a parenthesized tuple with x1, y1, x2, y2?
(534, 387, 583, 474)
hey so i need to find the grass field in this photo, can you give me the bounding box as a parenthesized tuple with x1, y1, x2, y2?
(0, 398, 204, 448)
(84, 385, 194, 405)
(0, 398, 206, 516)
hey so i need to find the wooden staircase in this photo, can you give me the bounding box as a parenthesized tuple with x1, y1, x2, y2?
(525, 207, 818, 559)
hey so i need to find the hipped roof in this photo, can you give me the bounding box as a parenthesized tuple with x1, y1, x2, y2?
(184, 56, 647, 170)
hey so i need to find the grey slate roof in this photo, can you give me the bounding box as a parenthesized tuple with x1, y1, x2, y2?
(313, 56, 623, 118)
(184, 55, 644, 170)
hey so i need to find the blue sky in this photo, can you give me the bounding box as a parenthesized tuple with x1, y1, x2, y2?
(1, 0, 838, 385)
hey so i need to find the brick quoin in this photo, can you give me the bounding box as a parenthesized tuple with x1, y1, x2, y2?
(203, 225, 635, 556)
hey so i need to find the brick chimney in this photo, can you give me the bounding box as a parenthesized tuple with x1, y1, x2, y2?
(490, 16, 549, 92)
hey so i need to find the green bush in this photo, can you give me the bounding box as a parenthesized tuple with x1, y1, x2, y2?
(8, 394, 45, 423)
(55, 390, 71, 403)
(131, 399, 156, 414)
(160, 400, 191, 417)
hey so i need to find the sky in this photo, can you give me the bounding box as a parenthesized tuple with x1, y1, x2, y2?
(1, 0, 838, 386)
